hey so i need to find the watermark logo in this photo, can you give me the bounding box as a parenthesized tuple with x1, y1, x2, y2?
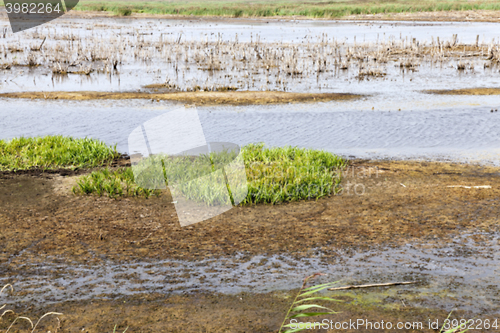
(128, 107, 248, 227)
(5, 0, 79, 33)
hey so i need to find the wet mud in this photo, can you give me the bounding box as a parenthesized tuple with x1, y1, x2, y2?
(0, 91, 362, 106)
(1, 160, 500, 331)
(62, 8, 500, 23)
(426, 88, 500, 95)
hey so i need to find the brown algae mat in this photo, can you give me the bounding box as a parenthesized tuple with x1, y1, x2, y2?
(1, 160, 500, 332)
(426, 88, 500, 95)
(1, 160, 499, 263)
(0, 91, 362, 106)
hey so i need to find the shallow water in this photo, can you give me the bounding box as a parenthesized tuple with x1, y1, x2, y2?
(1, 16, 500, 93)
(1, 232, 499, 314)
(1, 98, 500, 164)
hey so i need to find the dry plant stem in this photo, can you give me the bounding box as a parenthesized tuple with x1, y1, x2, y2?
(5, 316, 34, 333)
(0, 284, 13, 297)
(328, 281, 417, 291)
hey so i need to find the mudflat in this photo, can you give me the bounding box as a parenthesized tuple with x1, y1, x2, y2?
(1, 160, 499, 332)
(0, 91, 362, 106)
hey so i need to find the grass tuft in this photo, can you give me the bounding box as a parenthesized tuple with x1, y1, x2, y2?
(73, 144, 346, 205)
(0, 136, 119, 171)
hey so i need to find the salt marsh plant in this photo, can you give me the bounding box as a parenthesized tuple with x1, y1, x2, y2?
(74, 144, 346, 205)
(242, 143, 346, 204)
(277, 276, 470, 333)
(73, 167, 161, 198)
(0, 136, 119, 171)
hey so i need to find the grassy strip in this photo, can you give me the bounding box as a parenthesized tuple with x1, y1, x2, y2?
(0, 136, 119, 171)
(73, 143, 347, 205)
(66, 0, 500, 18)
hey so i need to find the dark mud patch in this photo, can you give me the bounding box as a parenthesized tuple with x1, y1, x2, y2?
(426, 88, 500, 95)
(0, 91, 363, 106)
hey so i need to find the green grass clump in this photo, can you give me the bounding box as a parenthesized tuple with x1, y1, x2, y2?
(73, 144, 346, 205)
(242, 143, 346, 204)
(73, 167, 160, 198)
(0, 136, 119, 171)
(114, 7, 132, 16)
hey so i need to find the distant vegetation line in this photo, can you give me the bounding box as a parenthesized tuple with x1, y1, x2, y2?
(76, 1, 500, 18)
(2, 0, 499, 18)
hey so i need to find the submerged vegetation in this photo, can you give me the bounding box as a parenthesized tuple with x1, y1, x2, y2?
(61, 0, 500, 18)
(0, 136, 119, 171)
(73, 143, 347, 205)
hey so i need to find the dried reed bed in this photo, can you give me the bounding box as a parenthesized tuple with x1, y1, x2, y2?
(1, 25, 499, 91)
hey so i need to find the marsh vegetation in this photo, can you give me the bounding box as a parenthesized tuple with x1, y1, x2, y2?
(1, 22, 499, 94)
(61, 0, 500, 19)
(73, 143, 346, 205)
(0, 136, 119, 171)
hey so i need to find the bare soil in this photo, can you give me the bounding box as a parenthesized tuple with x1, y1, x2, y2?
(1, 160, 499, 263)
(2, 291, 488, 333)
(0, 91, 362, 106)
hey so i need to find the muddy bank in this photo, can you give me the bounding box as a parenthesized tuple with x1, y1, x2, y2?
(1, 160, 500, 330)
(426, 88, 500, 95)
(342, 10, 500, 23)
(1, 160, 499, 263)
(0, 91, 362, 106)
(3, 290, 491, 333)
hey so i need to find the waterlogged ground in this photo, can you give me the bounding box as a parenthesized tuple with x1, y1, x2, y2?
(1, 14, 500, 332)
(1, 160, 500, 332)
(0, 15, 499, 95)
